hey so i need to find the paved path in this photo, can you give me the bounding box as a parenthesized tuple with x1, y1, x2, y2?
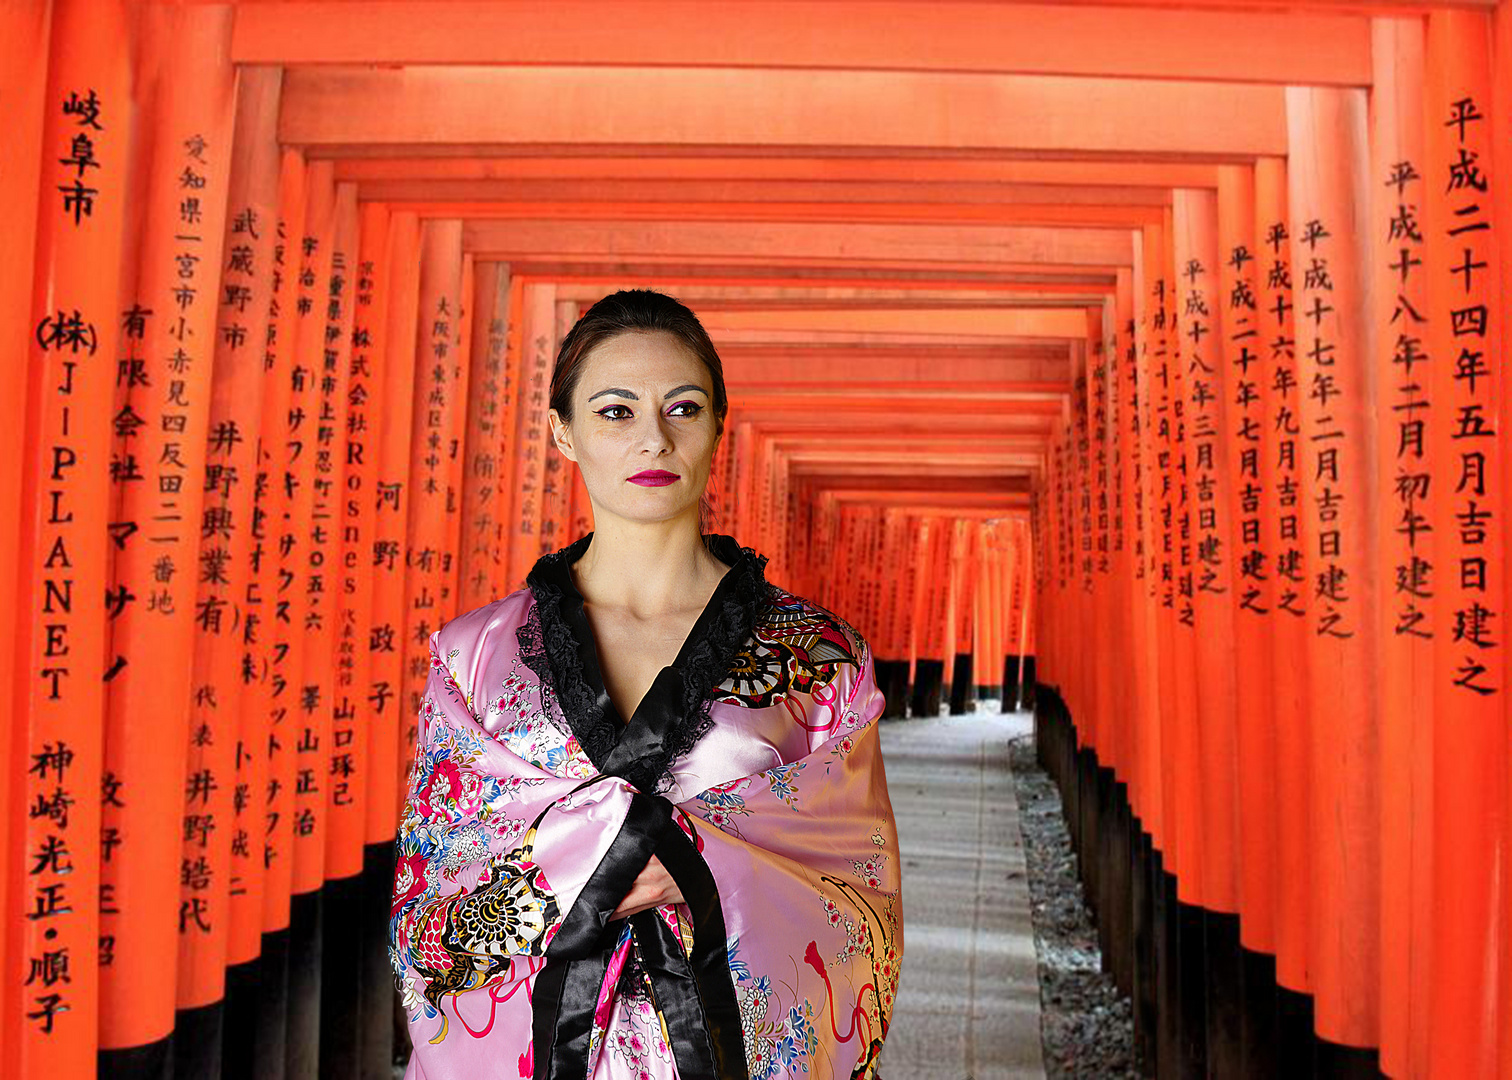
(877, 711, 1046, 1080)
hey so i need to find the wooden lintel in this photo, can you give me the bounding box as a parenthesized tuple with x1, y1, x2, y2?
(234, 1, 1371, 86)
(280, 66, 1287, 158)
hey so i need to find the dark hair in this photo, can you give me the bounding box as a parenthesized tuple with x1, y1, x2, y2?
(549, 289, 729, 438)
(549, 289, 729, 532)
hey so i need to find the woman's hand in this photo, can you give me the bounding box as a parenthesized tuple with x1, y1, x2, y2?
(611, 856, 685, 919)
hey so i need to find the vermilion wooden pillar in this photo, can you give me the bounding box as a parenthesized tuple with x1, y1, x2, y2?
(1128, 220, 1168, 1073)
(1162, 208, 1206, 918)
(1110, 273, 1141, 804)
(1068, 339, 1093, 739)
(1131, 225, 1167, 854)
(1424, 12, 1505, 1079)
(251, 158, 306, 1080)
(1173, 187, 1240, 920)
(177, 60, 282, 1080)
(539, 298, 577, 556)
(336, 198, 391, 872)
(369, 210, 417, 827)
(1368, 18, 1433, 1080)
(1254, 154, 1313, 1004)
(215, 60, 282, 984)
(1217, 159, 1283, 1076)
(458, 260, 509, 610)
(402, 218, 463, 753)
(284, 162, 338, 911)
(1164, 200, 1214, 1075)
(99, 5, 236, 1070)
(1140, 222, 1181, 878)
(347, 199, 398, 1080)
(0, 0, 49, 1070)
(507, 282, 555, 584)
(1495, 8, 1512, 1078)
(304, 178, 360, 868)
(439, 252, 475, 625)
(1217, 163, 1278, 956)
(280, 159, 339, 1080)
(14, 1, 132, 1074)
(1285, 84, 1382, 1058)
(306, 179, 362, 1080)
(0, 9, 50, 1053)
(1086, 308, 1113, 761)
(1487, 6, 1512, 1070)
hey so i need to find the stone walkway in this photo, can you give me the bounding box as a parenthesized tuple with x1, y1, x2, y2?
(877, 711, 1046, 1080)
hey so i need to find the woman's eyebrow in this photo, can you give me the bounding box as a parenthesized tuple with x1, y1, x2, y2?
(663, 384, 708, 399)
(586, 387, 637, 402)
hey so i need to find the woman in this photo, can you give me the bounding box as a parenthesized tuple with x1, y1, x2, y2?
(390, 290, 902, 1080)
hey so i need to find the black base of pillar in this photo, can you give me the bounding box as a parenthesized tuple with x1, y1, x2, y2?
(1032, 683, 1386, 1080)
(174, 998, 224, 1080)
(949, 654, 972, 714)
(1277, 983, 1316, 1078)
(287, 890, 323, 1080)
(1204, 910, 1243, 1078)
(1175, 899, 1209, 1077)
(1002, 654, 1025, 710)
(1018, 656, 1037, 710)
(225, 945, 279, 1080)
(98, 1037, 173, 1080)
(1316, 1038, 1383, 1079)
(874, 660, 908, 717)
(361, 843, 398, 1080)
(1131, 831, 1158, 1076)
(908, 658, 944, 718)
(320, 874, 364, 1079)
(1240, 945, 1279, 1078)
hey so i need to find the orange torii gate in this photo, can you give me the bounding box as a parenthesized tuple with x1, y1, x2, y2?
(4, 4, 1512, 1080)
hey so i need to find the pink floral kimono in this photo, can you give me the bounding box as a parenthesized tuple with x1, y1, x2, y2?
(389, 534, 903, 1080)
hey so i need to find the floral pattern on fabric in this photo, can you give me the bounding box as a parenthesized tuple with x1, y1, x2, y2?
(730, 937, 820, 1078)
(390, 647, 566, 1039)
(715, 588, 860, 708)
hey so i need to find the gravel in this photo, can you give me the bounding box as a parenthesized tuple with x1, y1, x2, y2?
(1008, 732, 1140, 1080)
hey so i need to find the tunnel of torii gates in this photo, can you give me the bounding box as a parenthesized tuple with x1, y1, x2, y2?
(5, 0, 1512, 1078)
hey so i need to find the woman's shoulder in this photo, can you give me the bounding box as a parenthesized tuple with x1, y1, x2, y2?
(433, 586, 536, 654)
(755, 583, 871, 668)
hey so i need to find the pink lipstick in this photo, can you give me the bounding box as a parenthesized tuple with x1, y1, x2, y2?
(627, 470, 680, 487)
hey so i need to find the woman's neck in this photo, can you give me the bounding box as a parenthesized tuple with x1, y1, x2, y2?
(570, 512, 730, 618)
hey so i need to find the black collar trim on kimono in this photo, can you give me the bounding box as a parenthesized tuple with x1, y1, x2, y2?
(523, 531, 771, 794)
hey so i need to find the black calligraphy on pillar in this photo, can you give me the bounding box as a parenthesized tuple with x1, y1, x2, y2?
(1264, 221, 1305, 620)
(1184, 254, 1226, 599)
(469, 308, 508, 595)
(1126, 314, 1144, 587)
(519, 328, 550, 542)
(1093, 333, 1112, 574)
(1228, 241, 1266, 614)
(1075, 363, 1093, 594)
(57, 88, 103, 226)
(1152, 274, 1177, 616)
(1441, 97, 1498, 696)
(25, 743, 79, 1032)
(1384, 158, 1433, 643)
(1296, 213, 1354, 639)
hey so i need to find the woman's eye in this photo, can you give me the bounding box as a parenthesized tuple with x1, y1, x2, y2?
(596, 404, 632, 420)
(667, 401, 703, 417)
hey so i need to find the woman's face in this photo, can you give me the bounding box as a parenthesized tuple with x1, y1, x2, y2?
(548, 331, 720, 529)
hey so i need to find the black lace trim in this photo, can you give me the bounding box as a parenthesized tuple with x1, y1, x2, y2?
(520, 533, 770, 793)
(514, 602, 571, 738)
